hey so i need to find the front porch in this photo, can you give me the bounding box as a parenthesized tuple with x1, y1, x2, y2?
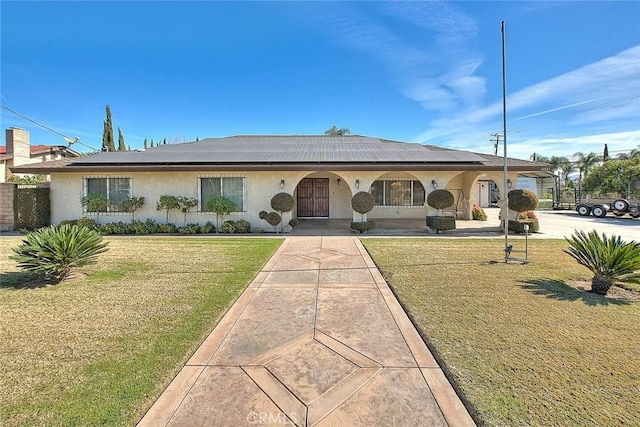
(291, 208, 503, 236)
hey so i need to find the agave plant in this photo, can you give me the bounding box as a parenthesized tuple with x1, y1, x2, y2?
(564, 230, 640, 295)
(11, 224, 109, 283)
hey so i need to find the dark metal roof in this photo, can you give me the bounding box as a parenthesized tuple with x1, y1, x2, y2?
(10, 135, 552, 174)
(67, 135, 486, 165)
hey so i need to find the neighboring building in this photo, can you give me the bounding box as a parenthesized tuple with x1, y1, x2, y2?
(1, 127, 80, 182)
(11, 135, 552, 228)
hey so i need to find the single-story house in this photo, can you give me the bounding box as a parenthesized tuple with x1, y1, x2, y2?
(11, 135, 552, 229)
(1, 127, 80, 182)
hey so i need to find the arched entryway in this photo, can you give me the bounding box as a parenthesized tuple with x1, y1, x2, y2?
(294, 172, 353, 219)
(297, 177, 330, 218)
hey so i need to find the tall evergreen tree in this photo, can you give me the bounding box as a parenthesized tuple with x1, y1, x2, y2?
(143, 138, 148, 149)
(118, 127, 126, 151)
(150, 138, 155, 148)
(163, 138, 167, 145)
(603, 144, 609, 161)
(101, 105, 116, 152)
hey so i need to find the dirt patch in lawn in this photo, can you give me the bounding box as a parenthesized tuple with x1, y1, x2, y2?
(567, 280, 640, 302)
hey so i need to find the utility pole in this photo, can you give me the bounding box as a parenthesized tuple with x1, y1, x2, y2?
(501, 20, 509, 263)
(490, 133, 502, 156)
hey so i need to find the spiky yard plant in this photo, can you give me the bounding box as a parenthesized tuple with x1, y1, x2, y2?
(11, 224, 109, 284)
(564, 230, 640, 295)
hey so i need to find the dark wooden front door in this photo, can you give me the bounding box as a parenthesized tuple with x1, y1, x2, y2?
(297, 178, 329, 217)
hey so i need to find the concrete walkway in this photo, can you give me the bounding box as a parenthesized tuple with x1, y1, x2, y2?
(139, 236, 475, 426)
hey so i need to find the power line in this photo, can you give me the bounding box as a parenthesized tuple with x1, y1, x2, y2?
(0, 104, 98, 152)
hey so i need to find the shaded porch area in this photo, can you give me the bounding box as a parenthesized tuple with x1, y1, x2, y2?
(291, 208, 503, 236)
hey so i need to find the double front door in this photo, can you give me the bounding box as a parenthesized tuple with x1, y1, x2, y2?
(297, 178, 329, 217)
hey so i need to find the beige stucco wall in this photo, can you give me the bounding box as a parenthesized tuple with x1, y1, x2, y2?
(49, 169, 521, 227)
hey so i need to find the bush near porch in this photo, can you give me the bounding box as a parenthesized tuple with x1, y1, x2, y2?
(0, 237, 281, 426)
(363, 238, 640, 426)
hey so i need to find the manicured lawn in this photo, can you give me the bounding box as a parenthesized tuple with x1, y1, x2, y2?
(0, 237, 282, 426)
(363, 238, 640, 426)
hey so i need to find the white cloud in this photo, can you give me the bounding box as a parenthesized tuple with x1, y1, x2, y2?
(307, 1, 485, 114)
(506, 130, 640, 160)
(414, 45, 640, 158)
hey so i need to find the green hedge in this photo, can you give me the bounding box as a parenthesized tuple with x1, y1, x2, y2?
(14, 187, 50, 230)
(508, 219, 539, 234)
(350, 221, 376, 233)
(426, 215, 456, 233)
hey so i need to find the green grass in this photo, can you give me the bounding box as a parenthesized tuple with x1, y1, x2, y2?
(0, 237, 282, 426)
(362, 238, 640, 427)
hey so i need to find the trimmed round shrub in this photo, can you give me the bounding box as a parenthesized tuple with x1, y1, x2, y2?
(271, 193, 295, 213)
(289, 218, 299, 228)
(221, 220, 236, 233)
(508, 189, 539, 212)
(350, 221, 376, 233)
(427, 189, 454, 210)
(508, 219, 539, 234)
(265, 212, 281, 228)
(11, 224, 109, 283)
(234, 220, 251, 233)
(351, 192, 375, 215)
(426, 216, 456, 233)
(259, 211, 268, 220)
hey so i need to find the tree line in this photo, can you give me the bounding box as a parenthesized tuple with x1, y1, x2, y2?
(531, 146, 640, 197)
(100, 104, 192, 152)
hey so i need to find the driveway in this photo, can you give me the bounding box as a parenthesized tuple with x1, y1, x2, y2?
(531, 210, 640, 240)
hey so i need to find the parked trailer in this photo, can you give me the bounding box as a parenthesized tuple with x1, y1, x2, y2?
(576, 199, 640, 218)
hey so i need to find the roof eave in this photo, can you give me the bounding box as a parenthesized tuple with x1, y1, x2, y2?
(12, 161, 552, 174)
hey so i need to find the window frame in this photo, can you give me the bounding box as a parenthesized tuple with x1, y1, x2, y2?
(370, 179, 425, 207)
(82, 176, 132, 214)
(198, 175, 246, 213)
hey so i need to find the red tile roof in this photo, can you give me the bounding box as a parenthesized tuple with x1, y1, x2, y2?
(0, 145, 64, 154)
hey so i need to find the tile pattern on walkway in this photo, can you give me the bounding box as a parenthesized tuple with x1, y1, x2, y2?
(139, 237, 475, 426)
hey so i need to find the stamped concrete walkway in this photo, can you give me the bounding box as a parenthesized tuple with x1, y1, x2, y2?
(139, 237, 475, 426)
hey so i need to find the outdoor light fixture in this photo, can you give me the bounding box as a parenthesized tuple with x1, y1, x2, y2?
(431, 179, 438, 189)
(507, 179, 513, 188)
(279, 179, 285, 189)
(337, 178, 341, 185)
(355, 179, 360, 189)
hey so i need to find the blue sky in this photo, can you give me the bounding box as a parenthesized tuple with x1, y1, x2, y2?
(1, 1, 639, 160)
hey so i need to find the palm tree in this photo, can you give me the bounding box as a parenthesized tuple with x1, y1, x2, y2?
(530, 153, 550, 163)
(616, 146, 640, 160)
(557, 158, 576, 187)
(547, 156, 567, 181)
(325, 126, 350, 136)
(574, 151, 601, 188)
